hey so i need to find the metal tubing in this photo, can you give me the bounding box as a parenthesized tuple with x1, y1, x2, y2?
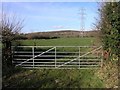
(32, 46, 34, 68)
(55, 47, 56, 68)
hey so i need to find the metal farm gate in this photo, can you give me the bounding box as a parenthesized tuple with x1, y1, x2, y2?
(12, 46, 103, 69)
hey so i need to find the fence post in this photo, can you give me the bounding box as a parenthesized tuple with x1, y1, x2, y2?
(79, 47, 80, 69)
(55, 47, 56, 68)
(32, 46, 34, 68)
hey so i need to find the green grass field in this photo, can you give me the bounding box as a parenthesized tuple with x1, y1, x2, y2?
(13, 37, 101, 55)
(14, 37, 100, 46)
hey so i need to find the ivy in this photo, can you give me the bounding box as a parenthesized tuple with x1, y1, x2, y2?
(98, 2, 120, 60)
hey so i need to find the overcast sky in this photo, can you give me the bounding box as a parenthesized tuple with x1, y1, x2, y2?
(2, 2, 99, 33)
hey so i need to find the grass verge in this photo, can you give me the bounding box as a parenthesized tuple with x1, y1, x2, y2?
(3, 68, 104, 88)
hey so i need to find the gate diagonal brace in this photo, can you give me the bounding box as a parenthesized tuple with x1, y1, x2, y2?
(15, 47, 55, 67)
(56, 46, 102, 68)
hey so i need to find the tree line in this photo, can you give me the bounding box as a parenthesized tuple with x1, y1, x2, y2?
(13, 30, 100, 40)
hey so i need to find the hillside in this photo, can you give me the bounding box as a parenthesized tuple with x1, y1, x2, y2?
(24, 30, 100, 39)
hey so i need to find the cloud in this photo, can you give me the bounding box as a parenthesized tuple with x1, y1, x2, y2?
(52, 25, 65, 29)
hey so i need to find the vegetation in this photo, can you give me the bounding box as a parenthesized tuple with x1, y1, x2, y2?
(14, 37, 98, 46)
(97, 2, 120, 60)
(95, 60, 118, 88)
(94, 2, 119, 88)
(24, 30, 99, 39)
(3, 68, 104, 88)
(14, 34, 28, 40)
(3, 37, 104, 88)
(1, 12, 24, 67)
(12, 30, 100, 40)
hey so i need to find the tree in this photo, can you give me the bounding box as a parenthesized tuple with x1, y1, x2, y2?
(96, 2, 120, 60)
(0, 12, 24, 66)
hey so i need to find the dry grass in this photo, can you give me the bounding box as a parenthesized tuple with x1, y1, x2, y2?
(95, 60, 118, 88)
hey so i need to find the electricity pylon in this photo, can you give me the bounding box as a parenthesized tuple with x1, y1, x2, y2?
(78, 8, 86, 37)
